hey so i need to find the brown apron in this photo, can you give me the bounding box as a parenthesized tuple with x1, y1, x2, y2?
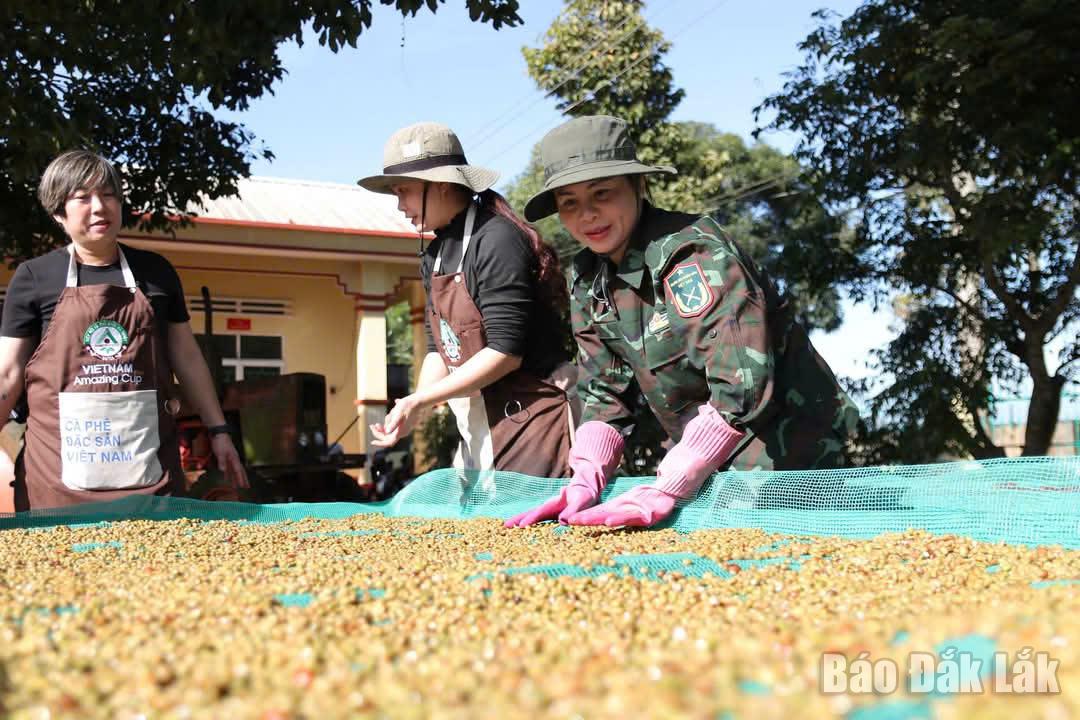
(429, 204, 572, 479)
(16, 244, 182, 510)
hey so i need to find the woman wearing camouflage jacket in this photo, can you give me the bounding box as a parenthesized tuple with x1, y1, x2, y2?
(506, 115, 859, 529)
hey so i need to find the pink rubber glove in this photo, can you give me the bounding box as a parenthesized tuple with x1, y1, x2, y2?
(567, 405, 744, 528)
(504, 421, 624, 528)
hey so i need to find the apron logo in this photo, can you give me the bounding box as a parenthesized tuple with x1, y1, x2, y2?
(82, 320, 129, 360)
(663, 261, 715, 318)
(439, 318, 462, 362)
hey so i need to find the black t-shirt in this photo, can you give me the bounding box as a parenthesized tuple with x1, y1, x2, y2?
(421, 205, 569, 377)
(1, 243, 190, 341)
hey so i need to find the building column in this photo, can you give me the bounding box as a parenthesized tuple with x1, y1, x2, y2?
(407, 282, 428, 390)
(354, 263, 395, 482)
(408, 288, 431, 472)
(354, 306, 387, 480)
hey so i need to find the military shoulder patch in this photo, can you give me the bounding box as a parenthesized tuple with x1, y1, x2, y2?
(663, 260, 715, 318)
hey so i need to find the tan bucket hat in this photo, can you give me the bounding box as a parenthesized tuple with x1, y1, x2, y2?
(523, 115, 675, 221)
(358, 122, 499, 195)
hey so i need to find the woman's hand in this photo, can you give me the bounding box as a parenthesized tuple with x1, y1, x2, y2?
(210, 434, 249, 489)
(367, 394, 423, 449)
(504, 421, 624, 528)
(564, 485, 677, 528)
(504, 484, 600, 528)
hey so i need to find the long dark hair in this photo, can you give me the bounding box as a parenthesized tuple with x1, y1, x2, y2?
(476, 189, 569, 314)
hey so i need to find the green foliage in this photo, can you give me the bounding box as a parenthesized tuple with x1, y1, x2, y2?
(684, 127, 850, 332)
(0, 0, 521, 261)
(385, 302, 414, 367)
(504, 145, 579, 264)
(419, 405, 460, 470)
(521, 0, 690, 203)
(758, 0, 1080, 459)
(522, 0, 680, 133)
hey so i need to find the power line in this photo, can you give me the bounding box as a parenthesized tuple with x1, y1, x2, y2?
(468, 0, 678, 152)
(483, 0, 731, 168)
(466, 3, 655, 147)
(477, 0, 731, 169)
(466, 4, 578, 141)
(710, 173, 796, 207)
(468, 0, 687, 149)
(475, 39, 661, 167)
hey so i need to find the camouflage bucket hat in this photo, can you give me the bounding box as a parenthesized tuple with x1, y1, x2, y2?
(523, 115, 675, 221)
(358, 122, 499, 195)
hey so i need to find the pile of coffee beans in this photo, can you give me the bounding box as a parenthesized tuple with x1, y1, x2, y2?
(0, 515, 1075, 718)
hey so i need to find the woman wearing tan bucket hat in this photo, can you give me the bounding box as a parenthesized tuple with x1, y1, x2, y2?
(358, 122, 575, 479)
(506, 115, 860, 529)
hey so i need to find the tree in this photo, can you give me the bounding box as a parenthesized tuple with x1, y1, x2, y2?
(520, 0, 690, 206)
(1, 0, 521, 260)
(504, 145, 578, 264)
(504, 0, 850, 472)
(419, 406, 460, 470)
(682, 126, 849, 333)
(757, 0, 1080, 459)
(385, 302, 414, 367)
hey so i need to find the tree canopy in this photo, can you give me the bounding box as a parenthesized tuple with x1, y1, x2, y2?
(1, 0, 521, 259)
(758, 0, 1080, 459)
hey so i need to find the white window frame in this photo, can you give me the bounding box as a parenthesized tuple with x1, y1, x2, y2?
(198, 333, 285, 382)
(186, 295, 292, 316)
(224, 358, 285, 382)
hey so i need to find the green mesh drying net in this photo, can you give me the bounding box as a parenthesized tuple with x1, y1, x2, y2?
(2, 456, 1077, 548)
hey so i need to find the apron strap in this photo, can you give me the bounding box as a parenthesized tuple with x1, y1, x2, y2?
(64, 245, 78, 288)
(66, 244, 137, 289)
(432, 203, 478, 276)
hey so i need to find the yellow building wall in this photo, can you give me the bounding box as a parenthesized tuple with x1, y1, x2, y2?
(162, 250, 364, 454)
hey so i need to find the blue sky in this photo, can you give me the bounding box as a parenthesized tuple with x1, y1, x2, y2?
(218, 0, 1078, 423)
(220, 0, 894, 387)
(222, 0, 860, 185)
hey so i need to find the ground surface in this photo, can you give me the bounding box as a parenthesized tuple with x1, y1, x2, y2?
(0, 515, 1077, 719)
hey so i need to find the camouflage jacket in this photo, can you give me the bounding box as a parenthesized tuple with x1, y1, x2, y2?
(570, 204, 859, 471)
